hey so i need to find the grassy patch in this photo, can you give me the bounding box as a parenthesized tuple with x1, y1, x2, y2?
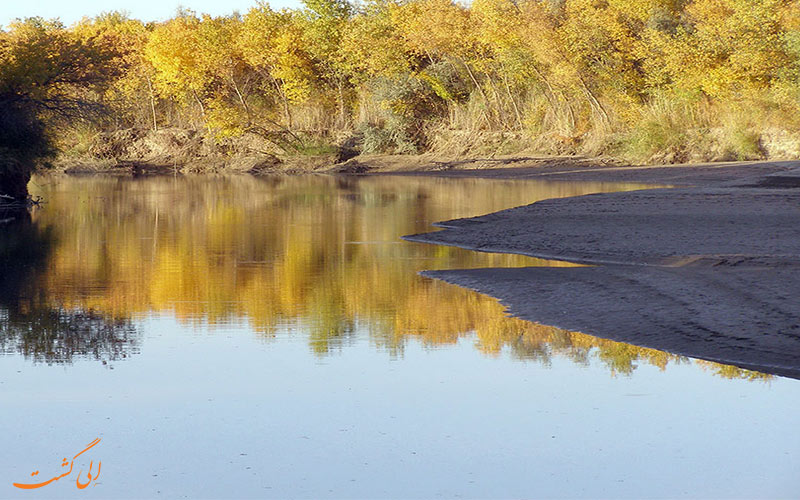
(295, 141, 339, 156)
(722, 127, 763, 160)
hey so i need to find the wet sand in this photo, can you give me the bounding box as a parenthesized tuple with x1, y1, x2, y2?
(403, 160, 800, 378)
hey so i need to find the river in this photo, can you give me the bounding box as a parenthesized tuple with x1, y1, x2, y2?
(1, 174, 798, 498)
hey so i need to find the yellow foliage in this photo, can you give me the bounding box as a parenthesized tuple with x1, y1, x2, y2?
(5, 0, 800, 159)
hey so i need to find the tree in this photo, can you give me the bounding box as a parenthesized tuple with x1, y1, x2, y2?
(73, 13, 159, 131)
(0, 17, 119, 209)
(145, 11, 213, 129)
(299, 0, 353, 127)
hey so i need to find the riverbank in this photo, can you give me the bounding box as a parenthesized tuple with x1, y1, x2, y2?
(52, 124, 800, 182)
(402, 160, 800, 379)
(54, 127, 613, 176)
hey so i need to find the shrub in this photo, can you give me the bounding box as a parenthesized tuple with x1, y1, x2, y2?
(357, 72, 451, 154)
(722, 128, 764, 160)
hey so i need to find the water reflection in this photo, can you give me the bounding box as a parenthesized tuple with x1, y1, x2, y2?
(9, 174, 767, 380)
(0, 307, 138, 364)
(0, 218, 139, 364)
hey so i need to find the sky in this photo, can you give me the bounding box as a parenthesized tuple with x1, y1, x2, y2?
(0, 0, 302, 28)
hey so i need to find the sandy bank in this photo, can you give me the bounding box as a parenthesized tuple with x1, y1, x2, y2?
(367, 156, 799, 185)
(404, 161, 800, 379)
(405, 186, 800, 266)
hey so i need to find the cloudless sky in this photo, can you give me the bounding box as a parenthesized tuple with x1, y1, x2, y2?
(0, 0, 303, 28)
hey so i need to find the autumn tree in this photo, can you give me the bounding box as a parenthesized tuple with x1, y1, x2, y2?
(73, 13, 158, 130)
(4, 0, 800, 174)
(0, 17, 119, 206)
(299, 0, 353, 127)
(145, 11, 210, 128)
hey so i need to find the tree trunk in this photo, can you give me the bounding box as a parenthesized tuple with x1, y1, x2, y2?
(145, 75, 158, 132)
(499, 66, 524, 130)
(337, 77, 346, 130)
(460, 59, 492, 129)
(0, 159, 32, 217)
(231, 73, 251, 121)
(577, 74, 610, 125)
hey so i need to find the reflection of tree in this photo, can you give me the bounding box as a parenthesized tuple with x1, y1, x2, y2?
(0, 308, 138, 364)
(696, 360, 773, 382)
(0, 219, 139, 364)
(22, 175, 771, 380)
(0, 214, 48, 287)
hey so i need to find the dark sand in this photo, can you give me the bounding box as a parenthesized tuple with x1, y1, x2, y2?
(402, 160, 800, 378)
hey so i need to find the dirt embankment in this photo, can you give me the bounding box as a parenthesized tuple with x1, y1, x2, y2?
(56, 128, 283, 174)
(54, 126, 381, 175)
(52, 125, 800, 180)
(55, 127, 567, 175)
(404, 161, 800, 379)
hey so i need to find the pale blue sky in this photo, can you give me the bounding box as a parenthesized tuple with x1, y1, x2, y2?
(0, 0, 302, 28)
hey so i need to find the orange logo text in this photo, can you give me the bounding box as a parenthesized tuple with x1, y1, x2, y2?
(13, 438, 101, 490)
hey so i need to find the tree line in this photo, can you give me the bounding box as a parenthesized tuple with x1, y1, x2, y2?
(2, 0, 800, 188)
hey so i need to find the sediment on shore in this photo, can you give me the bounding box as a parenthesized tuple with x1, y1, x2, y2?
(404, 162, 800, 379)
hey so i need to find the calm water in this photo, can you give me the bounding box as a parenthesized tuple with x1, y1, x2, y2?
(1, 174, 798, 498)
